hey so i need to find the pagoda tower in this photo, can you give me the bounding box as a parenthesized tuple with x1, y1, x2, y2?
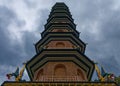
(26, 2, 94, 82)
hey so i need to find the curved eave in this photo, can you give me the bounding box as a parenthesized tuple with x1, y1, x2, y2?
(45, 22, 76, 30)
(35, 32, 86, 53)
(36, 32, 85, 46)
(41, 24, 79, 37)
(47, 12, 74, 22)
(26, 49, 94, 81)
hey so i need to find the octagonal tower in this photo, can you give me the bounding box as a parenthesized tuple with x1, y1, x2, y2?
(26, 2, 94, 82)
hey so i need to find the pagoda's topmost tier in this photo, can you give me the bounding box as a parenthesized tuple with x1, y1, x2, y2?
(47, 2, 73, 22)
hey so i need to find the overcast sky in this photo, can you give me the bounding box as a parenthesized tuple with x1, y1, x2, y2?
(0, 0, 120, 84)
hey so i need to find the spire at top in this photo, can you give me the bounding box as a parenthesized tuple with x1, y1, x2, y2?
(53, 2, 68, 8)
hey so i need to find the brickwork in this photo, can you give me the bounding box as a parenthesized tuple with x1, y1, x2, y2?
(46, 41, 76, 49)
(2, 82, 118, 86)
(51, 29, 69, 32)
(33, 62, 87, 81)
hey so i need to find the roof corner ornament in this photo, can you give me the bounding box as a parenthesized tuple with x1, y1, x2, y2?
(6, 62, 26, 81)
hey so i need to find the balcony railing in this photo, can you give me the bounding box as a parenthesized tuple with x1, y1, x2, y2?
(35, 76, 83, 82)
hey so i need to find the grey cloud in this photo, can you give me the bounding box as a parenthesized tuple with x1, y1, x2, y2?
(0, 6, 26, 66)
(0, 5, 35, 84)
(0, 6, 25, 84)
(0, 6, 18, 65)
(0, 1, 50, 68)
(21, 9, 51, 59)
(21, 9, 51, 58)
(0, 6, 16, 30)
(22, 32, 37, 59)
(23, 0, 37, 8)
(98, 56, 120, 75)
(101, 11, 120, 40)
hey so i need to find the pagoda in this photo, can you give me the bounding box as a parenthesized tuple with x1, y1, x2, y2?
(26, 2, 94, 81)
(2, 2, 118, 86)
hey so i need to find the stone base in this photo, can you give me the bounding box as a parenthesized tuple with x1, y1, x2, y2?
(2, 81, 118, 86)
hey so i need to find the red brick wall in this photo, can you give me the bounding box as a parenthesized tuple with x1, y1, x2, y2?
(51, 29, 69, 32)
(46, 41, 76, 49)
(34, 62, 87, 81)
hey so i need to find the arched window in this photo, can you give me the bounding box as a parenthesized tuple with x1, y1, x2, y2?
(56, 42, 65, 48)
(77, 69, 85, 80)
(35, 69, 44, 80)
(57, 29, 64, 32)
(54, 64, 66, 76)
